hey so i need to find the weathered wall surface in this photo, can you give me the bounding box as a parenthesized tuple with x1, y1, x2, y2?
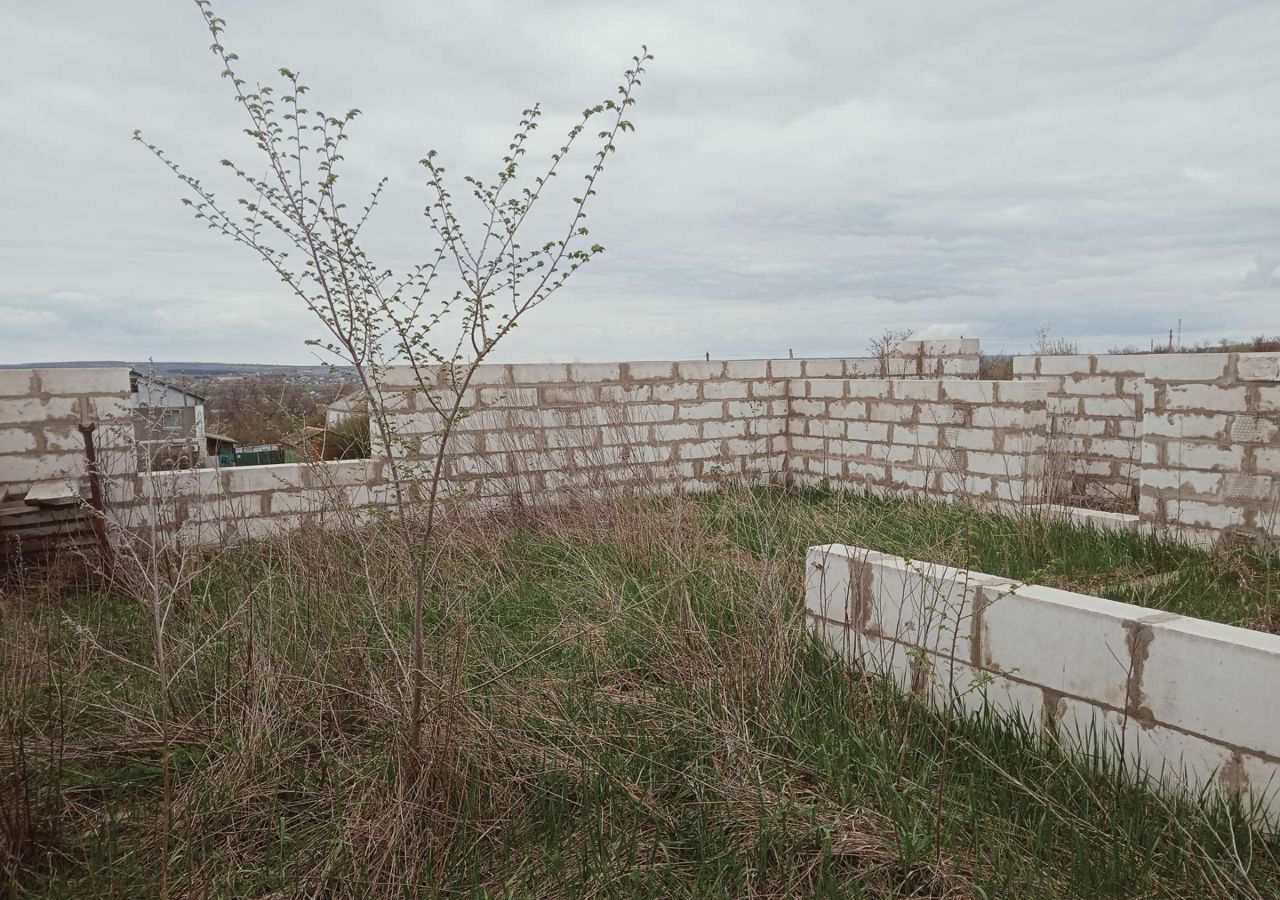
(0, 368, 133, 500)
(1013, 354, 1145, 508)
(785, 378, 1047, 503)
(806, 543, 1280, 821)
(119, 459, 386, 547)
(1139, 353, 1280, 547)
(1013, 350, 1280, 541)
(378, 359, 793, 507)
(3, 342, 1276, 552)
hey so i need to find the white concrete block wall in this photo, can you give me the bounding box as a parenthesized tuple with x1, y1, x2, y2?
(1012, 349, 1280, 547)
(377, 359, 802, 504)
(1013, 354, 1144, 508)
(0, 368, 134, 502)
(9, 345, 1273, 552)
(785, 379, 1047, 504)
(1139, 352, 1280, 546)
(116, 459, 390, 547)
(806, 543, 1280, 821)
(884, 338, 981, 378)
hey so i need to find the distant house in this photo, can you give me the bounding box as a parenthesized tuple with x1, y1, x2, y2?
(129, 369, 208, 468)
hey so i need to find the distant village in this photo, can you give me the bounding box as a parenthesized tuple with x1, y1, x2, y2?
(114, 364, 367, 471)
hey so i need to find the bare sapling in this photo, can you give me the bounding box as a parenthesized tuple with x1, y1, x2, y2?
(134, 0, 652, 767)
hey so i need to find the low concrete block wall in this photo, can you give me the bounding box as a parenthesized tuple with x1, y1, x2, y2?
(115, 459, 389, 546)
(806, 543, 1280, 821)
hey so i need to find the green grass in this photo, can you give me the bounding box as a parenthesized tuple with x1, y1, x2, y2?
(699, 485, 1279, 632)
(1, 485, 1277, 897)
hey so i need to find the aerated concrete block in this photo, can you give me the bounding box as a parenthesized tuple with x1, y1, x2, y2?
(0, 428, 37, 454)
(1144, 413, 1229, 439)
(1164, 384, 1248, 412)
(980, 584, 1157, 710)
(1167, 499, 1246, 530)
(35, 367, 130, 395)
(622, 361, 674, 381)
(1052, 698, 1236, 795)
(568, 363, 622, 383)
(802, 359, 843, 378)
(724, 360, 769, 379)
(1142, 616, 1280, 758)
(805, 544, 856, 622)
(1237, 354, 1280, 382)
(0, 370, 39, 396)
(676, 361, 725, 379)
(893, 381, 940, 401)
(1145, 354, 1230, 381)
(226, 463, 305, 494)
(854, 550, 1011, 661)
(510, 363, 569, 383)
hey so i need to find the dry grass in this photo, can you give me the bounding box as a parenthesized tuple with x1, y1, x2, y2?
(2, 484, 1278, 898)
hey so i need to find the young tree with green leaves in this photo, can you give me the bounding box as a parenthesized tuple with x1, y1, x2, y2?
(136, 0, 651, 769)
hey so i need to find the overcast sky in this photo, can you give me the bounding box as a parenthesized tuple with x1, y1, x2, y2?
(3, 0, 1279, 365)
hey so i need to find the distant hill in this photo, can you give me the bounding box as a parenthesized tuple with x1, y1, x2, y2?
(0, 361, 354, 379)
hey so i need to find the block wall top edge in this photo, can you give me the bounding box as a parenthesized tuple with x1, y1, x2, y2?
(31, 366, 133, 376)
(885, 338, 980, 355)
(32, 367, 134, 393)
(877, 554, 1017, 591)
(1140, 353, 1231, 381)
(1005, 582, 1176, 622)
(407, 353, 992, 373)
(787, 378, 1012, 389)
(808, 543, 1011, 588)
(806, 544, 899, 565)
(1151, 612, 1280, 654)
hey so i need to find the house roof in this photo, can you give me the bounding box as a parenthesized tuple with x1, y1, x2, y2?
(204, 431, 239, 446)
(129, 369, 206, 402)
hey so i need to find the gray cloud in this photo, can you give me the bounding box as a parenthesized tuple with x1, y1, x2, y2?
(1, 0, 1277, 364)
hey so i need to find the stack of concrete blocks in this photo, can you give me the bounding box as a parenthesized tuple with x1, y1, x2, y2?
(786, 378, 1048, 505)
(1013, 354, 1145, 509)
(806, 543, 1280, 822)
(1139, 353, 1280, 547)
(0, 368, 134, 499)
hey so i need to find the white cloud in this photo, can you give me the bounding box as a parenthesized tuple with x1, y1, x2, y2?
(0, 0, 1277, 364)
